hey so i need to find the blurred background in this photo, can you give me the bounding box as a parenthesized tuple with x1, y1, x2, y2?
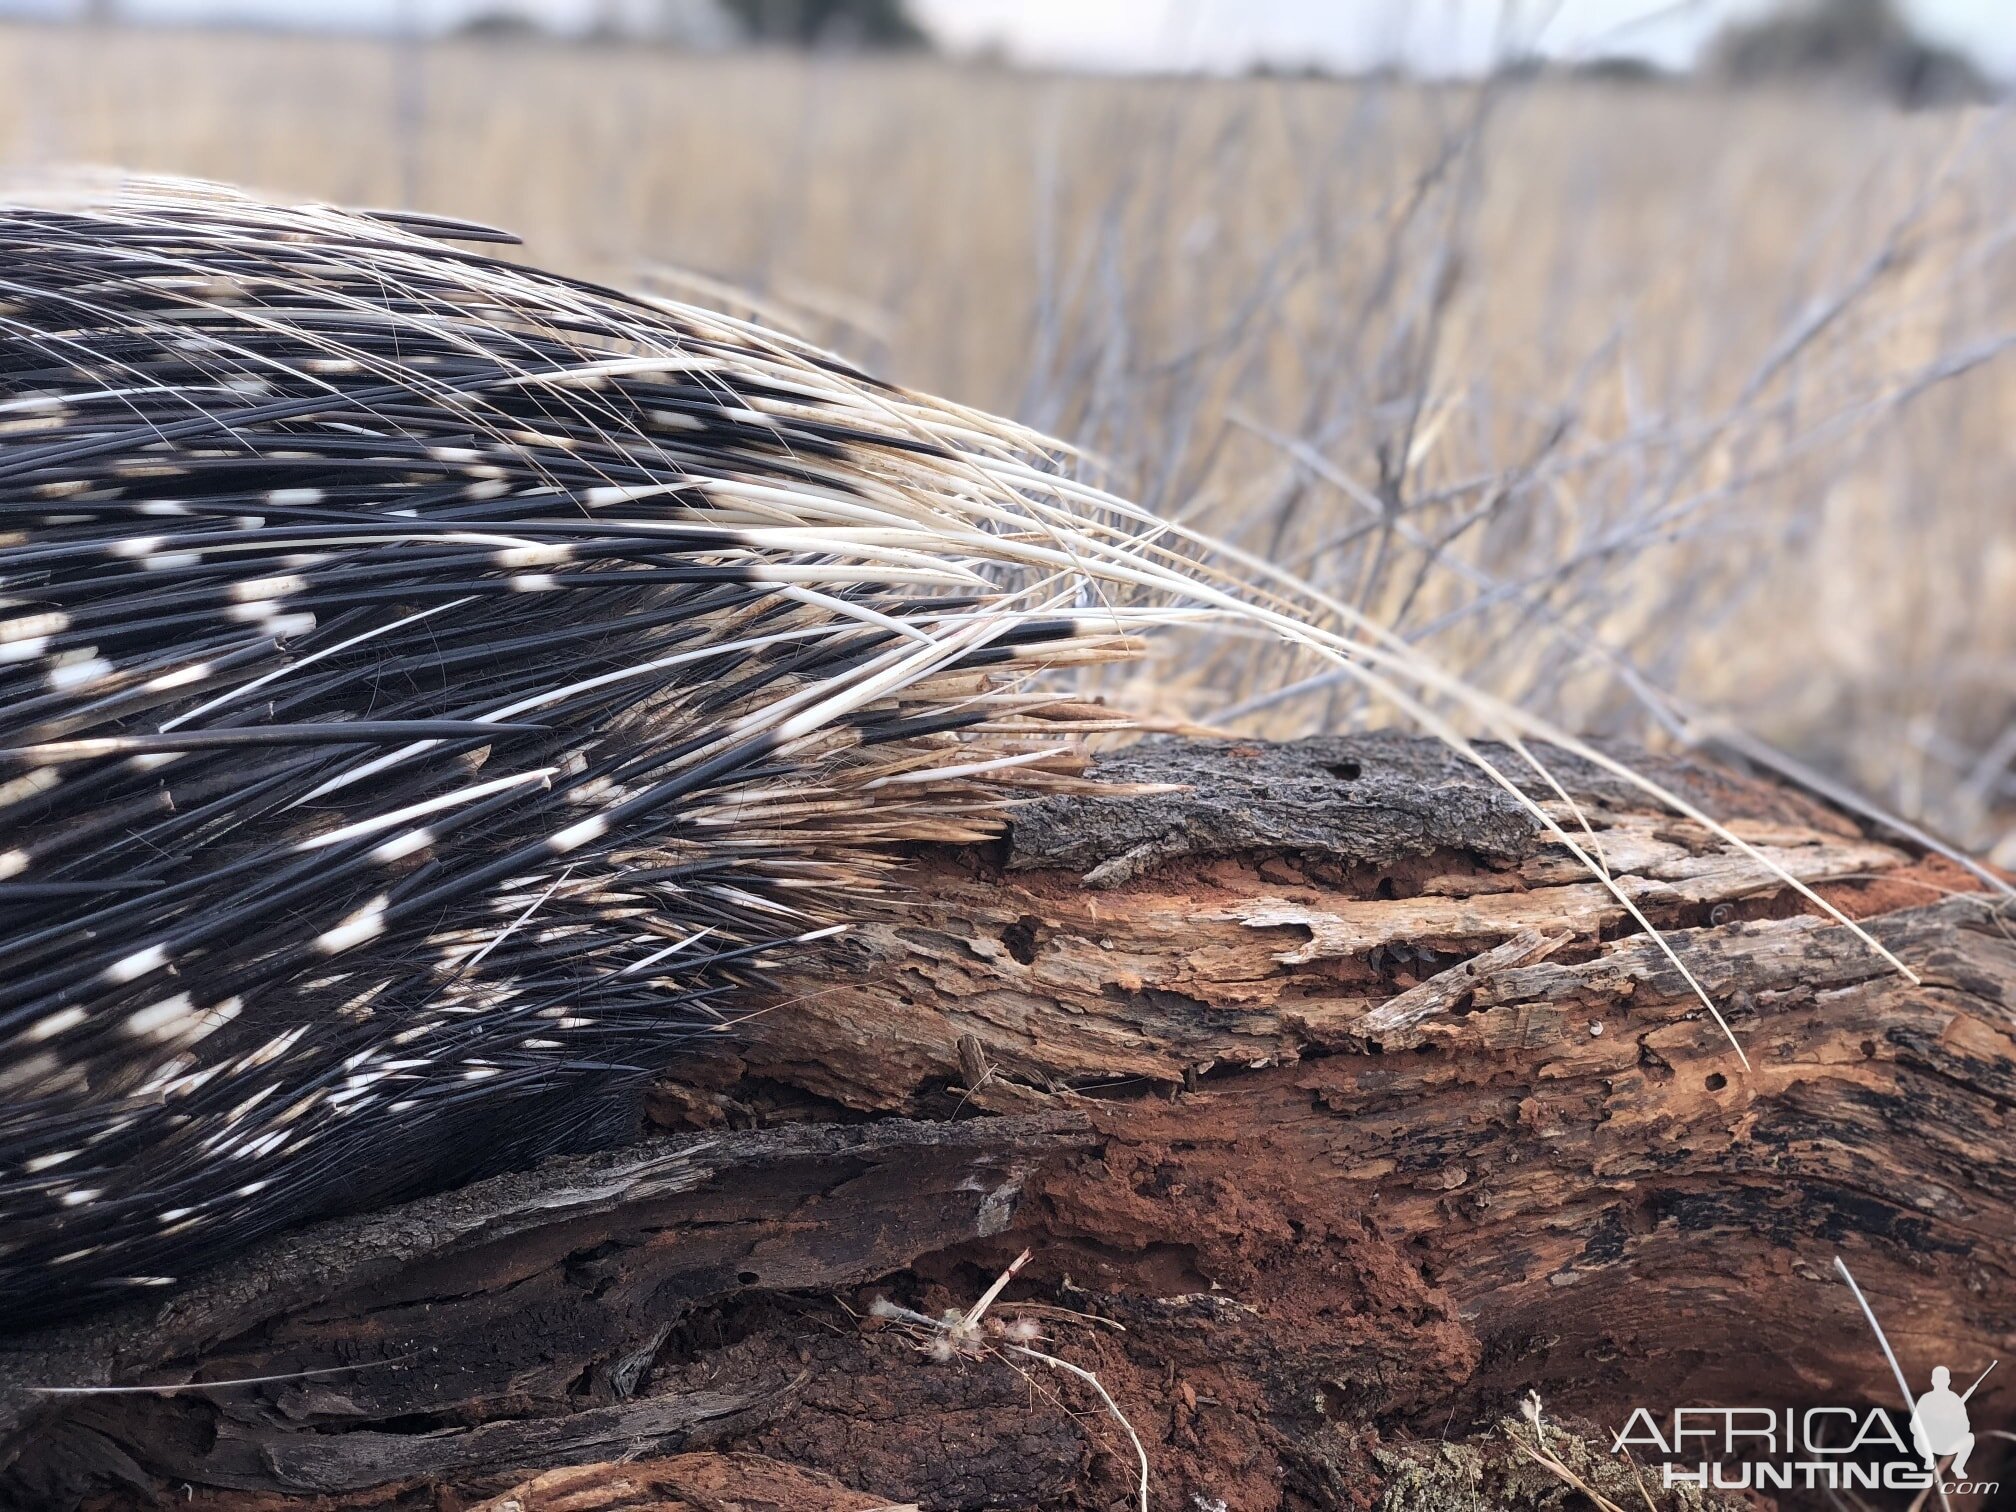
(5, 0, 2015, 861)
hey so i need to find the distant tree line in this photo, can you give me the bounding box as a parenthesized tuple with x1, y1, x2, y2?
(69, 0, 2003, 98)
(715, 0, 922, 47)
(1709, 0, 1994, 106)
(1480, 0, 1995, 107)
(457, 0, 925, 49)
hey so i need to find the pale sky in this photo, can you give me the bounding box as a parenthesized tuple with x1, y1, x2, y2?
(14, 0, 2016, 81)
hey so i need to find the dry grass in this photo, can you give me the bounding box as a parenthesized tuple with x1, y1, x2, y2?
(6, 22, 2015, 851)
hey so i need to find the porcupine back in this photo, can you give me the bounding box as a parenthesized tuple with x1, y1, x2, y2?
(0, 174, 1135, 1328)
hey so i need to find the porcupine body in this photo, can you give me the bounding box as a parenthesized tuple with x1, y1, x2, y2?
(0, 174, 1137, 1329)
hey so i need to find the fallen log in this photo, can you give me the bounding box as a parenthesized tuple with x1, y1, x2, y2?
(3, 735, 2010, 1511)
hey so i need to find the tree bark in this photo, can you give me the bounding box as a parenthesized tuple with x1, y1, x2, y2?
(3, 735, 2011, 1511)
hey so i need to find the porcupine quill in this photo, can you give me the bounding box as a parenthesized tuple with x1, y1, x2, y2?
(0, 172, 1914, 1329)
(0, 173, 1148, 1327)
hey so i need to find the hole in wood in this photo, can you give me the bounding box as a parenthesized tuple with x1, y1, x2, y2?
(1322, 758, 1363, 781)
(1705, 1072, 1728, 1092)
(1001, 917, 1040, 965)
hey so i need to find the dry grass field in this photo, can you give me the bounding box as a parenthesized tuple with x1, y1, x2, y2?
(7, 21, 2014, 854)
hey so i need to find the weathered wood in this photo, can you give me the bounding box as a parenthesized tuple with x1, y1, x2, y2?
(0, 1118, 1088, 1502)
(4, 735, 2011, 1511)
(466, 1453, 909, 1511)
(727, 735, 1920, 1110)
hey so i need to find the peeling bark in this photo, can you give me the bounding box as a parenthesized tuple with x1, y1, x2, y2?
(3, 735, 2010, 1511)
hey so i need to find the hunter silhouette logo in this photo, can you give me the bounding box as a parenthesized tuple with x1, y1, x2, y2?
(1911, 1363, 1991, 1478)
